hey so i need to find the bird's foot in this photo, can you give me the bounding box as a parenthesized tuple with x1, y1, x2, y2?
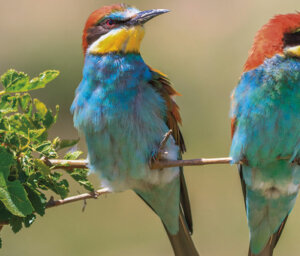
(149, 129, 172, 169)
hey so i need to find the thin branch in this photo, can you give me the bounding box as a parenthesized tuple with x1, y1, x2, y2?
(46, 159, 88, 169)
(45, 156, 299, 170)
(45, 157, 234, 170)
(45, 130, 297, 170)
(1, 155, 298, 227)
(46, 188, 110, 208)
(0, 188, 110, 226)
(150, 157, 232, 169)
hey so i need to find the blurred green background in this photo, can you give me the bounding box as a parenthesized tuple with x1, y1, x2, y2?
(1, 0, 300, 255)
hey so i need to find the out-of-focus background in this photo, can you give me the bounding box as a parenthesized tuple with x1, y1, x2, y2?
(1, 0, 299, 255)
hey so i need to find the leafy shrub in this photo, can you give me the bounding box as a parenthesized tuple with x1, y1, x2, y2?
(0, 69, 93, 247)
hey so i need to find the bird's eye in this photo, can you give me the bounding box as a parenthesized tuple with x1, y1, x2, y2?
(106, 19, 115, 26)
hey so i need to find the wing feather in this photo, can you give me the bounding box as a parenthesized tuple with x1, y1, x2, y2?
(148, 67, 186, 153)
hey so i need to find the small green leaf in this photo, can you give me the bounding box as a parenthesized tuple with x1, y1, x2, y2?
(43, 109, 56, 128)
(24, 185, 46, 216)
(0, 202, 12, 221)
(64, 151, 83, 160)
(26, 70, 59, 91)
(57, 138, 80, 151)
(29, 128, 46, 140)
(0, 173, 34, 217)
(34, 99, 47, 119)
(1, 69, 28, 91)
(9, 216, 23, 233)
(52, 137, 61, 148)
(34, 159, 51, 176)
(0, 147, 34, 217)
(18, 93, 32, 113)
(41, 173, 69, 199)
(69, 168, 94, 192)
(1, 69, 59, 93)
(0, 95, 18, 114)
(0, 146, 14, 167)
(34, 141, 52, 154)
(24, 214, 36, 228)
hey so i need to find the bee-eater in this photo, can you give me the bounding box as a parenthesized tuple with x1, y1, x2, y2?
(71, 4, 199, 255)
(230, 13, 300, 256)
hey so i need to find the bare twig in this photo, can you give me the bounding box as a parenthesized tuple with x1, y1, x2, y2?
(47, 159, 88, 169)
(46, 188, 110, 208)
(0, 188, 110, 226)
(45, 157, 233, 170)
(45, 156, 299, 170)
(150, 157, 233, 169)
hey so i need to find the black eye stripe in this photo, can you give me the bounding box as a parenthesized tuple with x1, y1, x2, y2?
(86, 26, 109, 46)
(96, 18, 126, 26)
(86, 17, 131, 48)
(283, 31, 300, 47)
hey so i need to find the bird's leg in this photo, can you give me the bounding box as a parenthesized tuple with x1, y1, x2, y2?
(149, 129, 172, 167)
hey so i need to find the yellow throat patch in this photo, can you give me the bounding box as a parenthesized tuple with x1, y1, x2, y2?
(285, 45, 300, 58)
(88, 26, 145, 54)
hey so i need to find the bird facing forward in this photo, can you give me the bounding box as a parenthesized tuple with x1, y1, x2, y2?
(230, 13, 300, 256)
(71, 4, 199, 255)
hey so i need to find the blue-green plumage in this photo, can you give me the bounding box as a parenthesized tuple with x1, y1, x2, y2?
(230, 55, 300, 254)
(71, 53, 181, 234)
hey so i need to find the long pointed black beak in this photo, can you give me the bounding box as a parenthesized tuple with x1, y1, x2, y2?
(129, 9, 170, 25)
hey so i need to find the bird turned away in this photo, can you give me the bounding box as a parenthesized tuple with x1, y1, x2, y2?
(230, 13, 300, 256)
(71, 3, 199, 256)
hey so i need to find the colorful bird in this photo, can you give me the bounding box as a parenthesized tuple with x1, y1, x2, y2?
(71, 4, 199, 255)
(230, 13, 300, 256)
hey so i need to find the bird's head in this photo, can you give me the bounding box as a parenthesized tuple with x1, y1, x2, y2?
(244, 13, 300, 72)
(82, 4, 169, 55)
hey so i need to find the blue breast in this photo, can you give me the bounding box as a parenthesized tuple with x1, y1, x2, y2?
(71, 53, 179, 191)
(231, 55, 300, 166)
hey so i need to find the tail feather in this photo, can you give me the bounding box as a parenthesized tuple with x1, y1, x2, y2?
(165, 208, 199, 256)
(179, 168, 193, 233)
(248, 216, 288, 256)
(135, 171, 199, 255)
(239, 165, 290, 256)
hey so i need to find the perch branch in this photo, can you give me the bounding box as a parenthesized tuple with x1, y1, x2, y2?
(46, 188, 110, 208)
(45, 157, 300, 170)
(45, 157, 234, 170)
(44, 130, 299, 170)
(0, 188, 110, 226)
(1, 128, 298, 228)
(0, 156, 298, 227)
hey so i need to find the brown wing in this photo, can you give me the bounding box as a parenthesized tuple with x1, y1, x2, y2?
(148, 67, 186, 153)
(231, 117, 237, 139)
(149, 67, 193, 233)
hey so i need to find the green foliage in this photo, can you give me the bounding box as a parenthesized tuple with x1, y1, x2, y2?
(1, 69, 59, 93)
(64, 151, 94, 191)
(0, 69, 93, 247)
